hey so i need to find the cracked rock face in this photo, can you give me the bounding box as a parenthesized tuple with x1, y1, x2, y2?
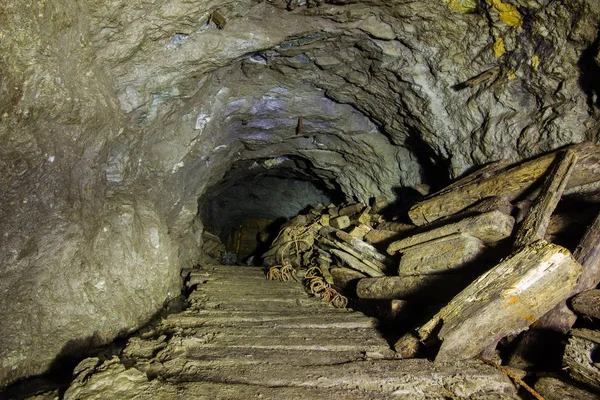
(0, 0, 599, 385)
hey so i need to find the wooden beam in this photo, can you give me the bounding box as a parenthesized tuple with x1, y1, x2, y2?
(514, 149, 578, 248)
(398, 233, 486, 275)
(408, 141, 600, 226)
(356, 275, 466, 301)
(387, 210, 514, 255)
(525, 211, 600, 335)
(407, 241, 582, 362)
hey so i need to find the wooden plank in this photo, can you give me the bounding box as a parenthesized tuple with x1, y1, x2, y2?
(349, 224, 371, 239)
(398, 233, 486, 275)
(432, 160, 512, 197)
(408, 141, 600, 226)
(157, 358, 518, 398)
(330, 267, 366, 290)
(387, 210, 514, 255)
(376, 221, 415, 233)
(364, 229, 401, 245)
(355, 275, 467, 301)
(330, 216, 351, 230)
(328, 249, 384, 277)
(412, 241, 582, 362)
(563, 329, 600, 392)
(514, 149, 578, 248)
(524, 211, 600, 335)
(319, 229, 389, 275)
(339, 203, 365, 216)
(430, 195, 514, 227)
(335, 230, 392, 266)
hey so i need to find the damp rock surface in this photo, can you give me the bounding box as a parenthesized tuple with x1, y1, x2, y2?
(0, 0, 599, 386)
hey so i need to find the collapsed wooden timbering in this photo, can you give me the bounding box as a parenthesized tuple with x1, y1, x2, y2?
(257, 141, 600, 396)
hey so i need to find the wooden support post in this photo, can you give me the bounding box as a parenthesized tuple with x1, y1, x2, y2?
(514, 149, 578, 248)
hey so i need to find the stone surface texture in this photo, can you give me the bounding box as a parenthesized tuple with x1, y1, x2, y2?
(1, 0, 599, 385)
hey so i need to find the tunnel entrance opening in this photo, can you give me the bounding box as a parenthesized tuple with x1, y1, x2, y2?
(198, 155, 345, 264)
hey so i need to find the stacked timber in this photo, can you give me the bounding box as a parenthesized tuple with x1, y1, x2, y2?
(262, 141, 600, 395)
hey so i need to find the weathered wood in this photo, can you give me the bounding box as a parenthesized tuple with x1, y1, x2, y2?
(371, 196, 390, 214)
(431, 196, 514, 227)
(330, 215, 350, 230)
(349, 224, 372, 239)
(376, 221, 415, 233)
(408, 141, 600, 226)
(514, 149, 578, 248)
(364, 229, 401, 245)
(356, 275, 467, 301)
(433, 160, 512, 197)
(563, 329, 600, 392)
(328, 248, 384, 277)
(534, 376, 600, 400)
(574, 212, 600, 291)
(330, 267, 366, 289)
(413, 241, 582, 362)
(354, 206, 372, 226)
(339, 203, 364, 216)
(335, 230, 392, 267)
(398, 233, 486, 275)
(571, 289, 600, 321)
(525, 211, 600, 335)
(387, 210, 514, 255)
(319, 228, 390, 275)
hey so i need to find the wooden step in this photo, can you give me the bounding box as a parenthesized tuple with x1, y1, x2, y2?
(156, 358, 518, 398)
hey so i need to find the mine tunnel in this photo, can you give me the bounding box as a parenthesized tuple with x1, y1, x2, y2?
(2, 0, 600, 399)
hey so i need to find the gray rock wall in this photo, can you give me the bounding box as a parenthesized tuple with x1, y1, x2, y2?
(1, 0, 599, 386)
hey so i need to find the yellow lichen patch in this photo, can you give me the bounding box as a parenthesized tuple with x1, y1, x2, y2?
(487, 0, 523, 27)
(508, 70, 516, 80)
(444, 0, 478, 13)
(493, 38, 505, 57)
(531, 55, 540, 70)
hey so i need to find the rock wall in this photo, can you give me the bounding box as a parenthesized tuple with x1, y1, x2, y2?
(1, 0, 599, 386)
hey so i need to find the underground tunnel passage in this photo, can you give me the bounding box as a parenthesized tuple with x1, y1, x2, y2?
(2, 0, 600, 398)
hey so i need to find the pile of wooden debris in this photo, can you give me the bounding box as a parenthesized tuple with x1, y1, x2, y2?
(263, 141, 600, 395)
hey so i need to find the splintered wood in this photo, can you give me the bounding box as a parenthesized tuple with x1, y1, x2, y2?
(397, 233, 486, 275)
(259, 141, 600, 380)
(408, 141, 600, 226)
(387, 210, 514, 254)
(410, 241, 582, 362)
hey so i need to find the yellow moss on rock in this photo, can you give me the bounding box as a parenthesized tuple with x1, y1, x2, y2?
(444, 0, 478, 13)
(531, 55, 540, 70)
(493, 38, 505, 57)
(442, 0, 523, 27)
(488, 0, 523, 27)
